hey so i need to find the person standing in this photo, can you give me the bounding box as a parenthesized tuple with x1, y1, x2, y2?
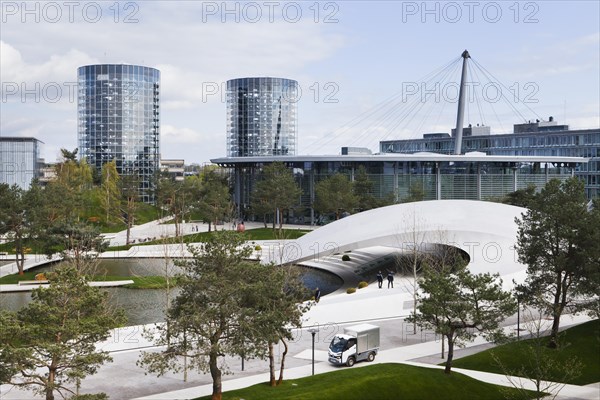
(314, 287, 321, 303)
(387, 271, 394, 289)
(376, 271, 384, 289)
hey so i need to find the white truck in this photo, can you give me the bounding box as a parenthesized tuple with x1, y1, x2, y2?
(328, 323, 380, 367)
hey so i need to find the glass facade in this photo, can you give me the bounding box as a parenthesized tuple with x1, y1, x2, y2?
(380, 128, 600, 199)
(0, 137, 43, 190)
(78, 64, 160, 203)
(226, 77, 297, 157)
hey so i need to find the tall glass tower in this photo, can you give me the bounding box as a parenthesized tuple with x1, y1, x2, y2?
(226, 77, 298, 157)
(78, 64, 160, 202)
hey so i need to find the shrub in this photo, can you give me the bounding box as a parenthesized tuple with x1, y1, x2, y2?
(358, 281, 368, 289)
(346, 287, 356, 294)
(342, 254, 351, 261)
(255, 245, 262, 251)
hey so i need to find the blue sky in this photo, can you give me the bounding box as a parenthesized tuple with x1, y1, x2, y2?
(1, 1, 599, 163)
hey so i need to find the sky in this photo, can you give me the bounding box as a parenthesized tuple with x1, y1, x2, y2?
(1, 0, 599, 164)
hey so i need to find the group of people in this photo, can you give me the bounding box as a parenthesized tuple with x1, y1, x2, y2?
(376, 270, 394, 289)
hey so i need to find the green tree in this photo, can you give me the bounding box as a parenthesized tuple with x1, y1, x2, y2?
(138, 231, 300, 400)
(252, 162, 302, 230)
(41, 222, 108, 274)
(407, 266, 516, 374)
(157, 177, 195, 237)
(0, 183, 42, 274)
(353, 165, 379, 211)
(502, 184, 536, 208)
(314, 173, 358, 220)
(0, 266, 126, 400)
(49, 149, 94, 223)
(196, 171, 232, 232)
(120, 174, 140, 245)
(403, 181, 426, 203)
(100, 160, 121, 224)
(515, 178, 600, 348)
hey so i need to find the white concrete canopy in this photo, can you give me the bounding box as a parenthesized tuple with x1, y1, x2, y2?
(264, 200, 528, 288)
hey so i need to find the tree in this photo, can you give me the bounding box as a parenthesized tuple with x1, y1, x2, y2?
(0, 184, 28, 275)
(407, 266, 516, 374)
(0, 183, 42, 275)
(51, 149, 94, 222)
(403, 181, 426, 203)
(138, 231, 289, 400)
(120, 174, 140, 245)
(196, 171, 232, 232)
(515, 177, 600, 348)
(252, 162, 302, 230)
(0, 266, 126, 400)
(353, 165, 379, 211)
(100, 160, 121, 224)
(157, 176, 196, 237)
(314, 173, 358, 220)
(502, 184, 536, 208)
(41, 222, 108, 275)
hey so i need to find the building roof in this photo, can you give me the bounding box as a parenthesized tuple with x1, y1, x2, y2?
(211, 152, 587, 165)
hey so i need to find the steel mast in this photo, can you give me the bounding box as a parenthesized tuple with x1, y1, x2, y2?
(453, 50, 470, 155)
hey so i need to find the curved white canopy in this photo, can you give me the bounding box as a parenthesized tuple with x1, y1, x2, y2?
(264, 200, 528, 287)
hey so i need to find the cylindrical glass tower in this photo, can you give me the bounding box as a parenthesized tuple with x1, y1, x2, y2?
(77, 64, 160, 203)
(226, 77, 298, 157)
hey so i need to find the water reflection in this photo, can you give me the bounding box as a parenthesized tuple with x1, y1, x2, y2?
(0, 259, 343, 326)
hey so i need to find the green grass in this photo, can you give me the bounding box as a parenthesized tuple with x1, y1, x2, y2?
(194, 363, 539, 400)
(105, 228, 311, 251)
(451, 319, 600, 385)
(0, 271, 40, 284)
(0, 272, 177, 289)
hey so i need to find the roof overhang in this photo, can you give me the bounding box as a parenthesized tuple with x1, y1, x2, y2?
(211, 153, 588, 166)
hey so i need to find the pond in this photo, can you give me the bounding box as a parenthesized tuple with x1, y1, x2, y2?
(0, 258, 343, 326)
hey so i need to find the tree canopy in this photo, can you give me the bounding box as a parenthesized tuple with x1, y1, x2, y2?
(138, 231, 309, 400)
(515, 177, 600, 348)
(407, 265, 516, 374)
(314, 173, 358, 220)
(0, 266, 126, 400)
(251, 162, 302, 230)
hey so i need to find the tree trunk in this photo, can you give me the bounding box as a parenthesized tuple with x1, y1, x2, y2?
(278, 209, 284, 230)
(549, 272, 565, 349)
(46, 367, 56, 400)
(444, 333, 454, 374)
(209, 351, 222, 400)
(16, 251, 24, 275)
(277, 338, 289, 385)
(268, 342, 276, 386)
(208, 221, 212, 233)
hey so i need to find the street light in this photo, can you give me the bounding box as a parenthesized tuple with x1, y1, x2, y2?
(308, 328, 319, 376)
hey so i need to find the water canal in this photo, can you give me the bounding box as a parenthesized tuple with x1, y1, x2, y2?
(0, 258, 343, 326)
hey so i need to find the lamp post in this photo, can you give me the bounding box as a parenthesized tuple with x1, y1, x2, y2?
(308, 328, 319, 375)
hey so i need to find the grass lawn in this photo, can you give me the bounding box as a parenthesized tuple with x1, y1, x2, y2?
(451, 319, 600, 385)
(194, 363, 539, 400)
(105, 228, 310, 251)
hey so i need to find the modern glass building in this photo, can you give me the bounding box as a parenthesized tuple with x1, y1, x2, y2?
(0, 137, 43, 190)
(77, 64, 160, 203)
(226, 77, 298, 157)
(380, 121, 599, 199)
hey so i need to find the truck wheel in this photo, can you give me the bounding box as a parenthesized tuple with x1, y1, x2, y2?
(346, 357, 356, 367)
(367, 352, 375, 362)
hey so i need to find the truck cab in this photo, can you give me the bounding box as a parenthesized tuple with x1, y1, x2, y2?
(328, 324, 379, 367)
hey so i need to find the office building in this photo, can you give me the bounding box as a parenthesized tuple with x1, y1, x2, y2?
(380, 119, 599, 199)
(0, 137, 43, 190)
(77, 64, 160, 202)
